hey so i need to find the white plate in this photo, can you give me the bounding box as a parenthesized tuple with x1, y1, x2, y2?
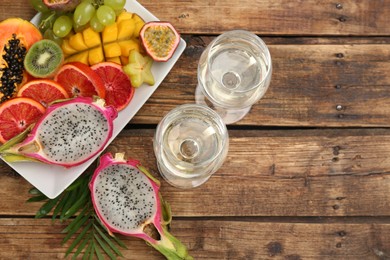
(1, 0, 186, 199)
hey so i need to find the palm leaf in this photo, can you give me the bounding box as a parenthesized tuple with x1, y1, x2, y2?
(94, 243, 105, 260)
(94, 233, 116, 259)
(35, 196, 60, 218)
(71, 233, 92, 260)
(94, 223, 123, 257)
(62, 214, 91, 244)
(82, 240, 94, 260)
(62, 206, 89, 234)
(52, 192, 70, 220)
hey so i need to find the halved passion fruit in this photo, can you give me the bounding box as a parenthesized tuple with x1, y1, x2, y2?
(0, 18, 42, 103)
(139, 21, 180, 62)
(43, 0, 81, 12)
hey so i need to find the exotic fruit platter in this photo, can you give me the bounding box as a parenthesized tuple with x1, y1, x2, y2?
(0, 0, 190, 259)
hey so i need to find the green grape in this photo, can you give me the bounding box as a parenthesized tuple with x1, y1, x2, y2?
(73, 20, 89, 33)
(115, 8, 125, 16)
(38, 12, 57, 33)
(96, 5, 116, 26)
(90, 15, 105, 32)
(104, 0, 125, 11)
(53, 15, 73, 38)
(30, 0, 50, 13)
(44, 29, 63, 46)
(73, 2, 96, 26)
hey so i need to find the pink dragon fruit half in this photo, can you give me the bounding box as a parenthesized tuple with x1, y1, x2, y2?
(89, 152, 193, 260)
(0, 96, 117, 168)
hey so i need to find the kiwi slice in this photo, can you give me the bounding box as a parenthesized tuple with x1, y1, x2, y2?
(24, 39, 64, 78)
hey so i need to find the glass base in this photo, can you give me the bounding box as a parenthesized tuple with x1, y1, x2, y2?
(156, 161, 211, 189)
(195, 84, 251, 124)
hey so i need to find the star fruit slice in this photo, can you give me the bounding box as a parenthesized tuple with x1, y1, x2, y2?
(123, 50, 155, 87)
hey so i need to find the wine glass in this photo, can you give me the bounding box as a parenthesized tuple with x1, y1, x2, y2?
(153, 104, 229, 189)
(196, 30, 272, 124)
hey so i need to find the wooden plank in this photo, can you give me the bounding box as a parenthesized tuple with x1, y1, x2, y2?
(1, 129, 390, 217)
(0, 218, 389, 259)
(132, 40, 390, 127)
(137, 0, 390, 36)
(0, 2, 35, 21)
(0, 15, 389, 127)
(2, 1, 390, 36)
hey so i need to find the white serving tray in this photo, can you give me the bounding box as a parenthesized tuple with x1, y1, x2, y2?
(1, 0, 186, 199)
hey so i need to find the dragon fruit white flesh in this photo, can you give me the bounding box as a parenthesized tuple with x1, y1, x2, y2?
(89, 152, 193, 260)
(0, 97, 117, 168)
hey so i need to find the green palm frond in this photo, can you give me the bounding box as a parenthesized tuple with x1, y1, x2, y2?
(27, 169, 127, 259)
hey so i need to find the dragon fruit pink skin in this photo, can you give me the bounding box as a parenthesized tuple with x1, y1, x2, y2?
(0, 97, 117, 168)
(89, 153, 193, 260)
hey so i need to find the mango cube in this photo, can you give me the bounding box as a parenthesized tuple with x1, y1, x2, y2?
(117, 19, 136, 40)
(118, 40, 140, 57)
(88, 47, 104, 65)
(116, 11, 133, 23)
(69, 33, 89, 51)
(61, 39, 78, 56)
(103, 42, 121, 58)
(106, 56, 122, 65)
(102, 23, 118, 43)
(66, 51, 89, 65)
(83, 27, 101, 48)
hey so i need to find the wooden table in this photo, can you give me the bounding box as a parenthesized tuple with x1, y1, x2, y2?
(1, 0, 390, 259)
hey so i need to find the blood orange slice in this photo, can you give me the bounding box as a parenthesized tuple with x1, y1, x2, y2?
(17, 79, 69, 107)
(91, 62, 135, 111)
(0, 97, 45, 143)
(54, 62, 106, 98)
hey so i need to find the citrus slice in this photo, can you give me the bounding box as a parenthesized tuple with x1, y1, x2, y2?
(91, 62, 135, 111)
(140, 21, 180, 62)
(54, 62, 106, 98)
(0, 97, 45, 143)
(17, 79, 69, 107)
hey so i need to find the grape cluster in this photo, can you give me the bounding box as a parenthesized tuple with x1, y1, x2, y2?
(30, 0, 126, 44)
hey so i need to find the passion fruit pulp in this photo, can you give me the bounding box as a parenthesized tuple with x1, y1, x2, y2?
(140, 21, 180, 62)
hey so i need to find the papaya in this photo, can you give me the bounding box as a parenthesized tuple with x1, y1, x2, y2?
(0, 18, 42, 103)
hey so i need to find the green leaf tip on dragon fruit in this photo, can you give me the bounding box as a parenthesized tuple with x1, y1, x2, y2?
(89, 152, 193, 260)
(0, 96, 118, 168)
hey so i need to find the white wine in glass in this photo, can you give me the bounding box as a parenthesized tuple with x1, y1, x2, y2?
(196, 30, 272, 124)
(153, 104, 229, 188)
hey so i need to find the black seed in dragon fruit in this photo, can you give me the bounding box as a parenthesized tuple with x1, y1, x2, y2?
(89, 152, 193, 260)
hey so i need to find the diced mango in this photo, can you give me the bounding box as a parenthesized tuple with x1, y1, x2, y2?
(116, 11, 133, 23)
(82, 27, 101, 48)
(102, 23, 118, 43)
(118, 39, 140, 57)
(103, 42, 121, 58)
(120, 56, 128, 65)
(88, 47, 104, 65)
(69, 33, 89, 51)
(59, 10, 147, 67)
(132, 13, 144, 24)
(66, 51, 89, 65)
(106, 56, 121, 65)
(117, 19, 135, 40)
(132, 14, 145, 38)
(61, 39, 78, 56)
